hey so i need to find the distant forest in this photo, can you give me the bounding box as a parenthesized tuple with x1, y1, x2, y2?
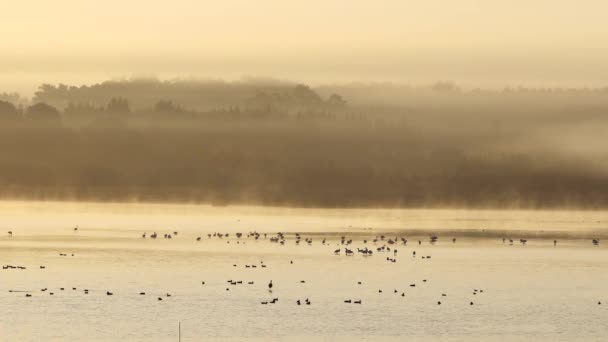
(1, 78, 608, 208)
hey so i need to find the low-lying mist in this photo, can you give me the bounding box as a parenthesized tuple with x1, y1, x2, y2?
(1, 78, 607, 208)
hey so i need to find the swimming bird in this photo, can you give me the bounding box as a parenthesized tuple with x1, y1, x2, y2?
(268, 280, 273, 291)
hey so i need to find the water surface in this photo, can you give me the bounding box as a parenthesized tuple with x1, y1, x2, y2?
(1, 201, 607, 341)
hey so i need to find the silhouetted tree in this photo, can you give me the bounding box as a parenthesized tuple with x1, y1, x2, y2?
(106, 98, 131, 116)
(326, 94, 347, 108)
(0, 100, 20, 121)
(154, 100, 182, 114)
(26, 102, 61, 125)
(292, 84, 323, 106)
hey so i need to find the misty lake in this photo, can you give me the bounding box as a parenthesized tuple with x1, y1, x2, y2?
(1, 201, 608, 341)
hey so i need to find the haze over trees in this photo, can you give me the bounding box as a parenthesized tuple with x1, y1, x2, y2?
(0, 78, 607, 208)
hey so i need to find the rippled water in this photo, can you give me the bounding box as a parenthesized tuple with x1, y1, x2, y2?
(1, 201, 608, 341)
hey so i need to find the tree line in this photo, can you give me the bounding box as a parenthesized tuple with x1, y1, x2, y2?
(0, 79, 607, 208)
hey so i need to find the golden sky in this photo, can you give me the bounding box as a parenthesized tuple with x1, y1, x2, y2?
(2, 0, 608, 94)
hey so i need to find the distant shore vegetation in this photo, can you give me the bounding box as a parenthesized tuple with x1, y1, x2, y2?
(0, 78, 607, 208)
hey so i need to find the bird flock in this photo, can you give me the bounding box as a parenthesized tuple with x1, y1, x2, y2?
(3, 228, 605, 307)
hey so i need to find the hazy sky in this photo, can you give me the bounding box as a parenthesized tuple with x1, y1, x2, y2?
(3, 0, 608, 95)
